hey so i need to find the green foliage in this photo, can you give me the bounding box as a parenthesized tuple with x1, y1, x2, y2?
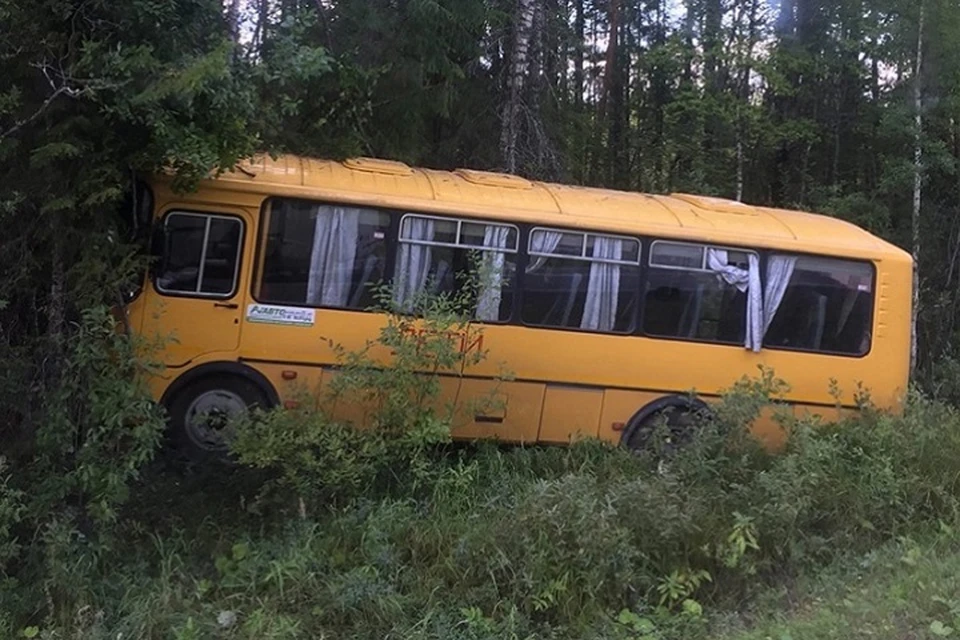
(326, 282, 493, 436)
(231, 282, 504, 512)
(4, 0, 960, 637)
(316, 0, 498, 166)
(0, 0, 367, 626)
(30, 306, 165, 528)
(928, 355, 960, 407)
(0, 459, 24, 573)
(231, 405, 389, 508)
(9, 381, 960, 636)
(135, 372, 960, 636)
(245, 7, 371, 159)
(0, 305, 165, 628)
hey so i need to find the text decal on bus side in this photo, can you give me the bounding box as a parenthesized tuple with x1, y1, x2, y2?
(246, 304, 316, 327)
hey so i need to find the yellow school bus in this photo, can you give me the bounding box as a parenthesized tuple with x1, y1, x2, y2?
(121, 154, 912, 460)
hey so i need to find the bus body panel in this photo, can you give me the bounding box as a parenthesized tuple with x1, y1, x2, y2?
(128, 154, 913, 450)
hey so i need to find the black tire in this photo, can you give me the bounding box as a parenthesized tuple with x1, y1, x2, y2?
(622, 397, 711, 455)
(165, 375, 268, 463)
(624, 407, 698, 454)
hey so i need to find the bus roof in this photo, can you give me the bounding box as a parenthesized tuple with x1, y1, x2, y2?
(197, 154, 909, 261)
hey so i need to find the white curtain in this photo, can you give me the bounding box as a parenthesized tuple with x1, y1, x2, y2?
(306, 206, 360, 307)
(581, 237, 622, 331)
(476, 226, 511, 322)
(762, 255, 797, 335)
(526, 229, 563, 273)
(393, 218, 435, 311)
(708, 248, 762, 352)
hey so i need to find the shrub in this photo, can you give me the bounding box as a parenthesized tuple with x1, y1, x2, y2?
(229, 326, 960, 631)
(0, 305, 165, 629)
(16, 381, 960, 638)
(230, 403, 390, 512)
(0, 459, 24, 573)
(19, 308, 960, 640)
(30, 305, 165, 528)
(231, 282, 510, 513)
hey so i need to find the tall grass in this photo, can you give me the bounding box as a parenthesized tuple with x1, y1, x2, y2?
(7, 291, 960, 638)
(9, 386, 960, 639)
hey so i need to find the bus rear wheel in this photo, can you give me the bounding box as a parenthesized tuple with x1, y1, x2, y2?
(166, 376, 267, 463)
(622, 398, 709, 454)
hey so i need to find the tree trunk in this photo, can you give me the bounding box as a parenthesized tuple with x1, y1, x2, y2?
(911, 0, 924, 375)
(574, 0, 584, 108)
(735, 0, 761, 202)
(736, 105, 744, 202)
(501, 0, 538, 174)
(596, 0, 620, 120)
(603, 0, 625, 187)
(682, 0, 695, 84)
(46, 216, 66, 395)
(226, 0, 243, 45)
(951, 116, 960, 342)
(529, 0, 554, 177)
(703, 0, 723, 95)
(771, 0, 799, 205)
(777, 0, 796, 37)
(869, 26, 881, 191)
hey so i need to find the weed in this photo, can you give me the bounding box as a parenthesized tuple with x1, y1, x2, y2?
(231, 281, 511, 513)
(11, 319, 960, 639)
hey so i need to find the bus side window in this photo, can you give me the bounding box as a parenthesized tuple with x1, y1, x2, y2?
(521, 229, 640, 333)
(761, 255, 874, 355)
(643, 269, 745, 344)
(257, 200, 390, 310)
(643, 241, 749, 345)
(393, 215, 518, 322)
(157, 213, 242, 297)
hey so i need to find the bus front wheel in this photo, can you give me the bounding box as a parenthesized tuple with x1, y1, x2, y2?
(166, 376, 267, 463)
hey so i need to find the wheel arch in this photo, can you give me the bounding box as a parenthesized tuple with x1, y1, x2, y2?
(619, 393, 712, 448)
(159, 361, 280, 409)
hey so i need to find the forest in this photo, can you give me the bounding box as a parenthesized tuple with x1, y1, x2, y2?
(3, 0, 960, 637)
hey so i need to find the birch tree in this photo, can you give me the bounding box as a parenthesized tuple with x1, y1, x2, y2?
(501, 0, 538, 173)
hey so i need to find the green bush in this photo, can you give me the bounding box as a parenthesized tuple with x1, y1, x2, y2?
(0, 305, 166, 630)
(15, 384, 960, 638)
(16, 316, 960, 639)
(31, 305, 165, 528)
(0, 459, 24, 573)
(222, 325, 960, 635)
(231, 282, 509, 513)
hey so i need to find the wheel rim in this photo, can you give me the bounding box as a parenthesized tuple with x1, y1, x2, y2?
(628, 408, 697, 453)
(659, 410, 696, 451)
(183, 389, 248, 453)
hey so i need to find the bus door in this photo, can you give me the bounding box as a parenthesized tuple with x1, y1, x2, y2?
(141, 209, 249, 368)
